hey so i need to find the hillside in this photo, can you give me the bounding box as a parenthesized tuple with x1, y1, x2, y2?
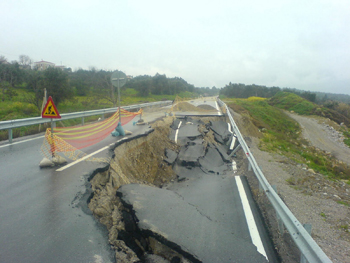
(226, 94, 350, 181)
(227, 97, 350, 263)
(269, 92, 350, 126)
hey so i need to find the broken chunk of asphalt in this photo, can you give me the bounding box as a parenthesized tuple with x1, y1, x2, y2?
(176, 125, 202, 144)
(213, 133, 225, 144)
(209, 120, 232, 142)
(214, 143, 231, 162)
(199, 143, 230, 174)
(164, 149, 178, 165)
(174, 165, 204, 182)
(117, 184, 268, 263)
(177, 142, 205, 166)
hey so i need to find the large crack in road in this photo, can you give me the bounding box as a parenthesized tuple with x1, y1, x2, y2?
(88, 115, 277, 262)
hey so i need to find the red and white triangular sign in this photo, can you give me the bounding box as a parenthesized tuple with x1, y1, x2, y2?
(42, 96, 61, 119)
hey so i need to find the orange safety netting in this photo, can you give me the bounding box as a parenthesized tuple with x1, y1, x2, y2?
(41, 108, 142, 162)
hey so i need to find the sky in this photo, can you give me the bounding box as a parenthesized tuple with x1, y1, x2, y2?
(1, 0, 350, 94)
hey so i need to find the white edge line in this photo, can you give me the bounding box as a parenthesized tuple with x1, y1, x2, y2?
(232, 160, 237, 173)
(227, 123, 233, 133)
(0, 135, 45, 148)
(174, 121, 182, 143)
(215, 101, 220, 115)
(230, 136, 236, 151)
(56, 146, 109, 172)
(235, 176, 268, 261)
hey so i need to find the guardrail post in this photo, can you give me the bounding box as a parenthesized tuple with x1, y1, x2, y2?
(82, 117, 85, 126)
(8, 128, 13, 143)
(248, 162, 252, 171)
(301, 224, 312, 263)
(229, 144, 241, 157)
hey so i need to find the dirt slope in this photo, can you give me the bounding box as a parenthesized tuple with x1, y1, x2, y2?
(288, 113, 350, 165)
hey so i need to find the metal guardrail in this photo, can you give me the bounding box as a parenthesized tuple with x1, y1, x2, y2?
(218, 99, 332, 263)
(0, 100, 172, 142)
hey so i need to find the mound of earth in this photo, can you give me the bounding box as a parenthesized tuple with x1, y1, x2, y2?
(196, 104, 217, 111)
(172, 102, 208, 112)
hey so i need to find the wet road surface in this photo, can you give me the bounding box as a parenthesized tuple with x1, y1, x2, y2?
(0, 114, 160, 263)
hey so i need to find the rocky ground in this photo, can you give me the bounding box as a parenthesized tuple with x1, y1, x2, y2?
(233, 110, 350, 263)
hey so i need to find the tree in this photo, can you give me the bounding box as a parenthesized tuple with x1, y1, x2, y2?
(25, 71, 44, 111)
(70, 69, 91, 96)
(41, 67, 72, 106)
(0, 61, 24, 87)
(18, 55, 32, 69)
(0, 56, 7, 64)
(152, 73, 167, 95)
(91, 70, 117, 106)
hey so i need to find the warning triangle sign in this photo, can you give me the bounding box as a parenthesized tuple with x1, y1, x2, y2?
(42, 96, 61, 119)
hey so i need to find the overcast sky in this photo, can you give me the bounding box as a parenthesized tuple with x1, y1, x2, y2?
(1, 0, 349, 94)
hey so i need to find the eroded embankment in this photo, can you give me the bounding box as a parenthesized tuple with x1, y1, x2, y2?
(88, 117, 181, 262)
(88, 116, 235, 262)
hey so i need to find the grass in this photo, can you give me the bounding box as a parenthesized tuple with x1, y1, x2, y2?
(228, 95, 350, 181)
(342, 129, 350, 147)
(339, 225, 349, 232)
(269, 92, 317, 115)
(337, 200, 350, 207)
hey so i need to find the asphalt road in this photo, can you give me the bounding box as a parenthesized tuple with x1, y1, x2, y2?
(0, 100, 278, 262)
(0, 111, 163, 263)
(117, 115, 279, 262)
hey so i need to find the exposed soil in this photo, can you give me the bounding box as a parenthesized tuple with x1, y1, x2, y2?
(232, 110, 350, 263)
(88, 116, 226, 262)
(171, 102, 213, 112)
(88, 116, 180, 262)
(88, 106, 350, 263)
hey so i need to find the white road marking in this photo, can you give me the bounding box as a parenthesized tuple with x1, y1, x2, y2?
(0, 135, 45, 148)
(227, 123, 233, 133)
(56, 138, 128, 171)
(174, 121, 182, 143)
(235, 176, 268, 261)
(56, 146, 109, 171)
(215, 101, 221, 115)
(232, 160, 237, 173)
(230, 136, 236, 151)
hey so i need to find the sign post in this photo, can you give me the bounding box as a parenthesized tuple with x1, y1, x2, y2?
(42, 96, 61, 157)
(111, 70, 127, 124)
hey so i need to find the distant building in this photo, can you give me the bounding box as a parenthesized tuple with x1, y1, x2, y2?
(34, 60, 55, 71)
(55, 65, 65, 70)
(127, 75, 133, 80)
(34, 60, 66, 71)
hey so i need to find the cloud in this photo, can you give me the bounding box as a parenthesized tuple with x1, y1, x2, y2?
(1, 0, 350, 94)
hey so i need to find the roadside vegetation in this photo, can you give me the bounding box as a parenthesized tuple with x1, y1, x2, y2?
(225, 93, 350, 182)
(0, 55, 219, 141)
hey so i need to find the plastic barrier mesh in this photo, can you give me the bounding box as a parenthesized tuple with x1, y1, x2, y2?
(41, 108, 142, 163)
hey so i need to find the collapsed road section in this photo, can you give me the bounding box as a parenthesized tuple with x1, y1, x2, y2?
(89, 116, 279, 262)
